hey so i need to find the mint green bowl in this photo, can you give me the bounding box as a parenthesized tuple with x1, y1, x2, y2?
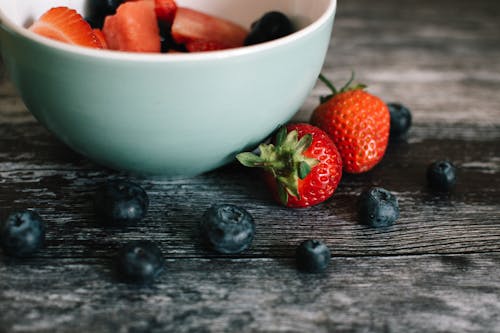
(0, 0, 336, 176)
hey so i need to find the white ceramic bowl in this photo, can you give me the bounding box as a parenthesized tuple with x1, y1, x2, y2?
(0, 0, 336, 176)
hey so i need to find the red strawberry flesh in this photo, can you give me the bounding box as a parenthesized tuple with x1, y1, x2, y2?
(29, 7, 103, 48)
(103, 1, 161, 53)
(155, 0, 177, 24)
(171, 7, 248, 50)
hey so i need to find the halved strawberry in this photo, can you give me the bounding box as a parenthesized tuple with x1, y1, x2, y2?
(93, 29, 108, 49)
(185, 40, 226, 52)
(29, 7, 103, 48)
(103, 1, 161, 53)
(155, 0, 177, 25)
(171, 7, 248, 51)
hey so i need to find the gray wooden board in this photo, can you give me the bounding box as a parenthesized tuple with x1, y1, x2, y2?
(1, 0, 500, 332)
(0, 255, 499, 333)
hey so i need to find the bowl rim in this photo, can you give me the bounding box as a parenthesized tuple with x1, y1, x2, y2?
(0, 0, 336, 62)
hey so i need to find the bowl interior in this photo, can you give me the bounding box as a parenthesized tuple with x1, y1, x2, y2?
(0, 0, 332, 40)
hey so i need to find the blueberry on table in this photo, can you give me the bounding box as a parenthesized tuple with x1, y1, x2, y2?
(94, 180, 149, 227)
(0, 210, 45, 257)
(200, 204, 255, 254)
(358, 187, 400, 228)
(296, 240, 331, 273)
(115, 241, 165, 284)
(244, 11, 294, 46)
(388, 102, 412, 139)
(427, 160, 457, 192)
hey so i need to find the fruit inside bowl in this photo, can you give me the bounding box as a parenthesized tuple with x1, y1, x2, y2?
(0, 0, 337, 176)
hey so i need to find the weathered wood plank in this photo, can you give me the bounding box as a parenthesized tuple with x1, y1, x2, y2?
(1, 254, 499, 333)
(0, 119, 498, 259)
(296, 0, 500, 125)
(0, 0, 499, 332)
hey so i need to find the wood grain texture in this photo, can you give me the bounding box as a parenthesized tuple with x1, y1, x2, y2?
(0, 0, 499, 332)
(0, 123, 498, 259)
(297, 0, 500, 126)
(1, 255, 499, 333)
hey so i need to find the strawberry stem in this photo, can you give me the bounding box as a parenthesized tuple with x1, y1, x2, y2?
(341, 70, 356, 92)
(318, 72, 367, 103)
(319, 73, 338, 95)
(236, 126, 319, 205)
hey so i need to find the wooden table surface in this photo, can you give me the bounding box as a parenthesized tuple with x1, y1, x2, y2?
(1, 0, 499, 332)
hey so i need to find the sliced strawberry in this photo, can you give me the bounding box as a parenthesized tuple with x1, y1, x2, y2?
(155, 0, 177, 24)
(29, 7, 103, 48)
(185, 40, 227, 52)
(171, 7, 248, 50)
(103, 1, 161, 53)
(93, 28, 108, 49)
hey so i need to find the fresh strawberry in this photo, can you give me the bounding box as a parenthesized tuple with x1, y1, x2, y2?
(93, 29, 108, 49)
(155, 0, 177, 24)
(171, 7, 248, 51)
(29, 7, 103, 48)
(237, 124, 343, 208)
(103, 1, 161, 53)
(185, 40, 226, 52)
(311, 74, 390, 173)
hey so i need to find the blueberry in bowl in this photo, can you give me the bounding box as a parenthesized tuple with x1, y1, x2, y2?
(86, 0, 124, 28)
(244, 11, 295, 46)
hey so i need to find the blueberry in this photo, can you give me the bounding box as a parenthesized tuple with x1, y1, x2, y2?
(244, 11, 294, 46)
(86, 0, 124, 28)
(296, 240, 331, 273)
(427, 160, 457, 192)
(200, 204, 255, 254)
(358, 187, 399, 228)
(94, 180, 149, 226)
(158, 21, 187, 53)
(115, 241, 165, 284)
(0, 210, 45, 257)
(388, 103, 412, 139)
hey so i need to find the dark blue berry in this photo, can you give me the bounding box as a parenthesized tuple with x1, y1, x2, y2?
(427, 160, 457, 192)
(115, 240, 165, 284)
(158, 21, 187, 53)
(244, 11, 294, 46)
(358, 187, 400, 228)
(86, 0, 124, 28)
(94, 180, 149, 226)
(200, 204, 255, 254)
(388, 103, 412, 139)
(0, 210, 45, 257)
(296, 240, 331, 273)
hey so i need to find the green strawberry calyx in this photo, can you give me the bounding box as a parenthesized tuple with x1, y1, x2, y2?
(236, 126, 319, 205)
(319, 72, 367, 104)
